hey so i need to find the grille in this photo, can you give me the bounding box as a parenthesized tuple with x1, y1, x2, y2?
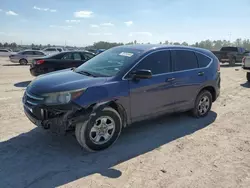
(23, 91, 44, 107)
(23, 91, 46, 120)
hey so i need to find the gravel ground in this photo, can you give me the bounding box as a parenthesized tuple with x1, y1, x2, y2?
(0, 57, 249, 188)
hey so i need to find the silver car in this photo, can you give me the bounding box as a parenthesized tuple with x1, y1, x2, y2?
(9, 50, 46, 65)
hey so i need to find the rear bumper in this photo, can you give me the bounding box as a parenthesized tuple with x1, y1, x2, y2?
(30, 68, 42, 76)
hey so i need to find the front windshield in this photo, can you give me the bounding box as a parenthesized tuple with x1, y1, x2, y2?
(75, 47, 143, 77)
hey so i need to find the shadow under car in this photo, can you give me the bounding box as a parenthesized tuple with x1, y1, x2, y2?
(0, 111, 217, 188)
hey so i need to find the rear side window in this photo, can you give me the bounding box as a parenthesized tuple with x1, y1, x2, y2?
(0, 50, 8, 52)
(62, 53, 73, 60)
(45, 48, 56, 52)
(133, 50, 171, 75)
(72, 53, 81, 60)
(220, 47, 237, 52)
(172, 50, 198, 71)
(23, 51, 34, 55)
(196, 53, 211, 68)
(34, 51, 45, 55)
(57, 48, 62, 52)
(83, 53, 95, 60)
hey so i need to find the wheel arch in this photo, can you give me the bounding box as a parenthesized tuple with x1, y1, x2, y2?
(87, 100, 128, 128)
(19, 58, 28, 63)
(198, 86, 216, 102)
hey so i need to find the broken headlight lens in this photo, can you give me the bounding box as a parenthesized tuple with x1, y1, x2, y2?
(43, 89, 85, 105)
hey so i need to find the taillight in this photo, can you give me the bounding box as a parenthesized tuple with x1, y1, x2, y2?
(242, 57, 246, 67)
(217, 62, 220, 72)
(36, 59, 45, 65)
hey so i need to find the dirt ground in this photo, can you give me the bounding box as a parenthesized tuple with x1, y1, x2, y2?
(0, 57, 249, 188)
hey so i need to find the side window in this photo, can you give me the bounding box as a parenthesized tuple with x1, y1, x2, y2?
(34, 51, 44, 55)
(62, 53, 73, 60)
(132, 50, 171, 75)
(83, 53, 95, 60)
(173, 50, 198, 71)
(72, 53, 82, 60)
(57, 48, 62, 52)
(196, 53, 211, 68)
(0, 50, 8, 52)
(45, 48, 56, 52)
(23, 51, 35, 55)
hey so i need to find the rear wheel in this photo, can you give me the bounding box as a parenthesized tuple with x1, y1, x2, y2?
(75, 107, 122, 152)
(19, 59, 28, 65)
(191, 90, 212, 118)
(247, 72, 250, 82)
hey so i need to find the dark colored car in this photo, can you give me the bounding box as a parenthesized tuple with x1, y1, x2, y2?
(23, 45, 220, 152)
(30, 51, 95, 76)
(212, 46, 249, 66)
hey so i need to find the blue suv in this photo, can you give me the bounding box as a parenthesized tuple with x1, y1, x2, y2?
(23, 45, 220, 151)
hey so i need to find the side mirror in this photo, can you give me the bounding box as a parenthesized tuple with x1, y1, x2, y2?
(131, 69, 152, 80)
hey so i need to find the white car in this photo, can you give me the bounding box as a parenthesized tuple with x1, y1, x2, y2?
(42, 47, 64, 55)
(0, 49, 13, 57)
(242, 54, 250, 82)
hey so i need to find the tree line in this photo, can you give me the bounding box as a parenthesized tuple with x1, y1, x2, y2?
(1, 38, 250, 51)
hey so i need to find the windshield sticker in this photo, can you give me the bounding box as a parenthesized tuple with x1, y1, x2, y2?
(119, 52, 134, 57)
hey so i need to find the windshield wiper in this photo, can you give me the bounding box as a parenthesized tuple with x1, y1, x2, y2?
(77, 70, 97, 77)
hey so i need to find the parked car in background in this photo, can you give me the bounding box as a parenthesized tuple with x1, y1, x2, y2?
(212, 47, 249, 66)
(23, 44, 220, 152)
(96, 49, 105, 54)
(30, 50, 95, 76)
(42, 47, 65, 55)
(242, 54, 250, 82)
(9, 50, 46, 65)
(0, 49, 13, 57)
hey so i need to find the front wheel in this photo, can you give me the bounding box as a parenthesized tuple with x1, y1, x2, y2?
(191, 90, 212, 118)
(75, 107, 122, 152)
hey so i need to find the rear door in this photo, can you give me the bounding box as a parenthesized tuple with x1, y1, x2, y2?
(22, 51, 36, 61)
(128, 50, 176, 121)
(71, 52, 85, 67)
(170, 50, 208, 111)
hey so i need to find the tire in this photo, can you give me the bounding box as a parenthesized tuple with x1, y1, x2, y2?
(229, 57, 236, 66)
(247, 72, 250, 82)
(75, 107, 122, 152)
(191, 90, 212, 118)
(19, 59, 28, 65)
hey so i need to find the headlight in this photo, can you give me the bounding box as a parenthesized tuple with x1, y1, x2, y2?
(42, 89, 86, 105)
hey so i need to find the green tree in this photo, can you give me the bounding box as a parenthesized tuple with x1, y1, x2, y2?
(181, 42, 188, 46)
(164, 41, 169, 45)
(3, 42, 8, 47)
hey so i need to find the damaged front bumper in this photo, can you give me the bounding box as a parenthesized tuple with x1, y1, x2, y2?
(22, 91, 93, 135)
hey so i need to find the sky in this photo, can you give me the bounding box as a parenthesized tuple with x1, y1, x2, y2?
(1, 0, 250, 46)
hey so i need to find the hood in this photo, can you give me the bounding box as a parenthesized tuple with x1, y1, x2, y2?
(27, 69, 108, 95)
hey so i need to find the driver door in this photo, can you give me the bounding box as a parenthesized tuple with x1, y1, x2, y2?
(127, 50, 176, 122)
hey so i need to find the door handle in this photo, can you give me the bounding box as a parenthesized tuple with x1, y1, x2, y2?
(166, 78, 175, 82)
(198, 72, 204, 76)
